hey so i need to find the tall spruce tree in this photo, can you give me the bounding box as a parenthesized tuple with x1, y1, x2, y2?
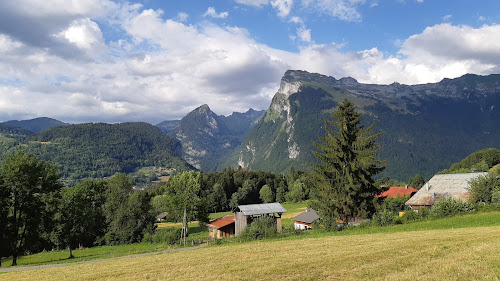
(312, 99, 385, 226)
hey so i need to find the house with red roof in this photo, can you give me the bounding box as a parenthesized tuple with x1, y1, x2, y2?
(207, 215, 235, 239)
(376, 186, 418, 199)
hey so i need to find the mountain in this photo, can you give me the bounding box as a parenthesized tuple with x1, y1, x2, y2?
(224, 70, 500, 180)
(4, 117, 70, 133)
(156, 120, 180, 134)
(165, 105, 265, 171)
(0, 123, 33, 136)
(0, 122, 192, 182)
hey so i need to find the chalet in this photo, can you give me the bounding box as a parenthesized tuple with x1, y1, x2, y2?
(155, 212, 168, 222)
(405, 172, 487, 210)
(234, 203, 287, 236)
(292, 208, 320, 230)
(207, 215, 235, 239)
(376, 186, 418, 199)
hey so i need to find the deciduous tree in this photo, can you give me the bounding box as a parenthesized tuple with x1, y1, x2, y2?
(0, 151, 62, 266)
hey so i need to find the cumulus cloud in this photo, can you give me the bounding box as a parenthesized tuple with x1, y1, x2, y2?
(203, 7, 229, 19)
(1, 1, 500, 123)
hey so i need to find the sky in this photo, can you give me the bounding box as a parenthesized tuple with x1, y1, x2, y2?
(1, 0, 500, 124)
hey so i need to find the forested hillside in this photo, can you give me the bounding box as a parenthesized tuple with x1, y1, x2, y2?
(0, 122, 192, 182)
(3, 117, 69, 133)
(225, 70, 500, 180)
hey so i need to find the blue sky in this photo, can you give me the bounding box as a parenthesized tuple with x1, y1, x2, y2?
(0, 0, 499, 123)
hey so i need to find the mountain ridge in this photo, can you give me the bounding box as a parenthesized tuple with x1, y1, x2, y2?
(224, 70, 500, 180)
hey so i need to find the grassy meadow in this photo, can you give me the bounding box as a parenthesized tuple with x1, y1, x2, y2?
(3, 212, 500, 280)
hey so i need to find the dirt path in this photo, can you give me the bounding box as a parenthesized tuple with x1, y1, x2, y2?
(0, 243, 208, 273)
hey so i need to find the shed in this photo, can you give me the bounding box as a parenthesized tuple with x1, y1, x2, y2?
(155, 212, 168, 222)
(207, 215, 235, 239)
(234, 203, 287, 236)
(405, 172, 487, 210)
(376, 186, 418, 199)
(292, 208, 320, 230)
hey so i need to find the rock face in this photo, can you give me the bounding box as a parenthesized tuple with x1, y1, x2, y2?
(165, 105, 264, 171)
(224, 70, 500, 180)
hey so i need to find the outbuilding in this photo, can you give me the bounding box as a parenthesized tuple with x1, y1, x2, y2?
(292, 208, 320, 230)
(155, 212, 168, 222)
(234, 202, 287, 236)
(207, 215, 235, 239)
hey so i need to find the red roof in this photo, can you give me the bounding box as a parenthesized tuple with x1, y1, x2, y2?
(207, 215, 235, 228)
(376, 186, 418, 198)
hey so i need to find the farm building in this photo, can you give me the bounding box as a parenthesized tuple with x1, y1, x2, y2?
(155, 212, 168, 222)
(234, 203, 287, 236)
(376, 186, 418, 199)
(292, 208, 320, 230)
(405, 172, 487, 210)
(207, 215, 235, 239)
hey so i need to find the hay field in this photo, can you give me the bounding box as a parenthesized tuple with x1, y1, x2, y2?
(3, 225, 500, 280)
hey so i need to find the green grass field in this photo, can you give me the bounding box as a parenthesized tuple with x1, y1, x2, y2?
(3, 211, 500, 280)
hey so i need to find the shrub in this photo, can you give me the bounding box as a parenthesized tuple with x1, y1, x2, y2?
(378, 195, 411, 213)
(430, 197, 475, 218)
(238, 216, 278, 241)
(400, 208, 430, 222)
(371, 210, 397, 226)
(142, 228, 182, 245)
(469, 173, 500, 203)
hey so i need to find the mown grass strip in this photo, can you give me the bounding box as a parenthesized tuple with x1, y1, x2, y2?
(3, 223, 500, 280)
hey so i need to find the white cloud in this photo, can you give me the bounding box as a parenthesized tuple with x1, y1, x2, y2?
(443, 14, 452, 22)
(54, 19, 105, 51)
(296, 26, 312, 42)
(203, 7, 229, 19)
(271, 0, 294, 18)
(1, 2, 500, 123)
(177, 12, 189, 22)
(235, 0, 269, 6)
(301, 0, 363, 22)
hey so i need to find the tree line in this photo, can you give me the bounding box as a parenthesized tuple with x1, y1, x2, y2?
(0, 151, 156, 266)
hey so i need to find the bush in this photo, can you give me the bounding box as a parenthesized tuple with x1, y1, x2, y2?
(142, 228, 182, 245)
(400, 208, 430, 222)
(469, 173, 500, 203)
(430, 197, 475, 218)
(378, 195, 411, 213)
(371, 210, 397, 226)
(238, 216, 278, 241)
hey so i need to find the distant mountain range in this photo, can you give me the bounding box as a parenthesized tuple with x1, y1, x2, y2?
(3, 117, 69, 133)
(2, 70, 500, 181)
(156, 105, 264, 171)
(223, 70, 500, 180)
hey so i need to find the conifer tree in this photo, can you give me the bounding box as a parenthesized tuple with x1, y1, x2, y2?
(312, 99, 385, 226)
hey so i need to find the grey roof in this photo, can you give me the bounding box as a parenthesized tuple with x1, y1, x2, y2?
(292, 208, 320, 224)
(156, 212, 168, 220)
(406, 172, 487, 206)
(236, 202, 287, 216)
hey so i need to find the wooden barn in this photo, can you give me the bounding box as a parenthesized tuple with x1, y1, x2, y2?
(207, 215, 235, 239)
(234, 203, 287, 236)
(292, 208, 320, 230)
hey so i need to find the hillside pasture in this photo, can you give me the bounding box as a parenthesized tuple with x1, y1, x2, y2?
(3, 212, 500, 280)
